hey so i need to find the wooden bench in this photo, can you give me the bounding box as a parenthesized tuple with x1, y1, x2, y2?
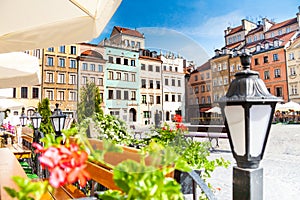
(183, 124, 228, 148)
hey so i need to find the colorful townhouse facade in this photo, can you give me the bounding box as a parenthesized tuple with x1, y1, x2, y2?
(139, 49, 163, 125)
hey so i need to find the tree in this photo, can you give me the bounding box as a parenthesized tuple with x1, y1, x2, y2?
(37, 98, 54, 135)
(78, 82, 103, 122)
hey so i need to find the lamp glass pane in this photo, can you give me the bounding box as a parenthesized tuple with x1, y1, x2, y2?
(37, 118, 41, 129)
(52, 118, 60, 132)
(32, 119, 38, 129)
(249, 105, 271, 157)
(225, 105, 245, 155)
(59, 117, 65, 130)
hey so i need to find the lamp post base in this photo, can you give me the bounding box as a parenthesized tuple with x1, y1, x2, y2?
(233, 166, 263, 200)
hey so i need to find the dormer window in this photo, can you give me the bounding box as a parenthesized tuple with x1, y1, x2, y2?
(256, 44, 261, 52)
(286, 27, 291, 33)
(278, 29, 282, 35)
(274, 40, 279, 47)
(265, 43, 269, 49)
(254, 35, 257, 42)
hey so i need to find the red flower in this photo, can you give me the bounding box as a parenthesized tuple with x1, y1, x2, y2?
(173, 114, 182, 123)
(33, 142, 90, 188)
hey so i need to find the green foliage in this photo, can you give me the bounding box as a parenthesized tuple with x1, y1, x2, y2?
(99, 142, 186, 200)
(77, 82, 103, 123)
(37, 98, 54, 135)
(4, 176, 50, 200)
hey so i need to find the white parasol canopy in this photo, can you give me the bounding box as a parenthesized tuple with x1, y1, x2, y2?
(0, 52, 40, 88)
(277, 101, 300, 112)
(0, 98, 24, 111)
(0, 0, 122, 53)
(205, 106, 221, 114)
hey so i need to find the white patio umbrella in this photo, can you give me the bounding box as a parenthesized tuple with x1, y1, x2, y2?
(0, 0, 122, 53)
(280, 101, 300, 111)
(0, 52, 40, 88)
(0, 98, 24, 111)
(205, 106, 221, 114)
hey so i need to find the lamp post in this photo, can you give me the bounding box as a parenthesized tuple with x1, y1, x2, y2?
(31, 109, 42, 143)
(19, 107, 28, 127)
(217, 53, 282, 200)
(50, 103, 66, 138)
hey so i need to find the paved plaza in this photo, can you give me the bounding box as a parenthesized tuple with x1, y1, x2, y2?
(207, 124, 300, 200)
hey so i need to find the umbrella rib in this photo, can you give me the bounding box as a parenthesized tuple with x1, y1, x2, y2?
(69, 0, 94, 18)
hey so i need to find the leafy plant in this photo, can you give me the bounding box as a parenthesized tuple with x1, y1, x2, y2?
(37, 98, 54, 135)
(4, 176, 50, 200)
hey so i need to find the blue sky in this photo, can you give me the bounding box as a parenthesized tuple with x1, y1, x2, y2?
(91, 0, 299, 65)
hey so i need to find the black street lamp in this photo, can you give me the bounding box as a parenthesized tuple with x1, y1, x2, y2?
(19, 107, 28, 127)
(147, 101, 153, 124)
(217, 53, 282, 200)
(31, 109, 42, 143)
(50, 103, 66, 138)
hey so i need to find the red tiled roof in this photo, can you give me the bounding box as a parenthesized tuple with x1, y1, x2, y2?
(225, 41, 243, 49)
(112, 26, 144, 38)
(244, 40, 263, 49)
(196, 61, 210, 71)
(248, 25, 263, 35)
(226, 25, 243, 36)
(267, 17, 297, 32)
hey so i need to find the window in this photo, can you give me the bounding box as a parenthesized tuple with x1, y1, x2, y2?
(70, 46, 76, 55)
(156, 81, 160, 89)
(131, 91, 136, 100)
(46, 72, 54, 83)
(47, 47, 54, 52)
(116, 57, 121, 64)
(194, 86, 199, 94)
(286, 27, 291, 33)
(175, 67, 178, 72)
(90, 77, 95, 83)
(141, 64, 146, 70)
(116, 72, 121, 80)
(224, 77, 228, 85)
(21, 87, 28, 98)
(47, 57, 54, 66)
(165, 94, 169, 101)
(194, 75, 198, 81)
(291, 85, 298, 95)
(201, 85, 205, 92)
(131, 41, 135, 47)
(131, 74, 135, 82)
(142, 95, 147, 104)
(108, 71, 114, 80)
(207, 85, 211, 91)
(289, 53, 295, 60)
(124, 91, 129, 100)
(230, 65, 235, 72)
(98, 78, 103, 86)
(254, 58, 259, 65)
(124, 73, 129, 81)
(156, 66, 160, 72)
(165, 78, 169, 85)
(108, 90, 114, 99)
(124, 40, 129, 47)
(137, 42, 141, 49)
(264, 71, 270, 80)
(290, 67, 296, 75)
(273, 54, 279, 61)
(69, 91, 77, 101)
(156, 96, 161, 104)
(148, 65, 153, 71)
(263, 56, 268, 63)
(275, 87, 283, 97)
(131, 60, 135, 66)
(98, 65, 103, 72)
(46, 90, 54, 100)
(169, 66, 172, 71)
(70, 59, 76, 68)
(149, 80, 154, 89)
(116, 90, 121, 99)
(163, 65, 167, 71)
(141, 79, 146, 88)
(82, 63, 88, 70)
(57, 91, 64, 101)
(172, 79, 175, 86)
(207, 96, 211, 103)
(274, 69, 281, 78)
(108, 56, 113, 63)
(58, 73, 65, 83)
(69, 74, 76, 84)
(32, 88, 39, 99)
(201, 97, 205, 104)
(82, 76, 88, 85)
(172, 95, 176, 102)
(222, 62, 227, 70)
(124, 59, 128, 65)
(200, 74, 204, 80)
(90, 64, 95, 71)
(178, 95, 181, 102)
(59, 46, 65, 53)
(178, 80, 181, 87)
(58, 58, 65, 67)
